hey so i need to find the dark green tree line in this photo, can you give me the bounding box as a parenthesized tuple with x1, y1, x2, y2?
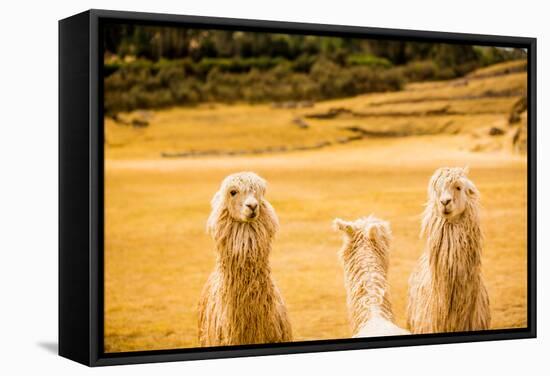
(103, 24, 526, 114)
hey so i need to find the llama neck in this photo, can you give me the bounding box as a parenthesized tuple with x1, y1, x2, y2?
(213, 215, 276, 291)
(217, 253, 272, 290)
(423, 206, 483, 310)
(212, 205, 277, 260)
(341, 237, 392, 333)
(424, 209, 482, 278)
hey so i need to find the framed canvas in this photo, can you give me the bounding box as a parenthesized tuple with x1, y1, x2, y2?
(59, 9, 537, 366)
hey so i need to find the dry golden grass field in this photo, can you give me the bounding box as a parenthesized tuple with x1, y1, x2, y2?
(104, 60, 528, 352)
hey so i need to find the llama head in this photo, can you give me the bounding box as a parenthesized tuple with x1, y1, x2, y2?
(207, 172, 278, 235)
(427, 166, 479, 221)
(333, 215, 392, 252)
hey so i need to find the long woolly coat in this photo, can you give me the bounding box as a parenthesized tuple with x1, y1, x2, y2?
(407, 168, 491, 334)
(198, 178, 291, 346)
(335, 217, 409, 337)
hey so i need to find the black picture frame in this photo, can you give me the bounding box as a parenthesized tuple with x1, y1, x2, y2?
(59, 8, 537, 367)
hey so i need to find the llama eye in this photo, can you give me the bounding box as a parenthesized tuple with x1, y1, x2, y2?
(230, 190, 238, 196)
(456, 186, 461, 191)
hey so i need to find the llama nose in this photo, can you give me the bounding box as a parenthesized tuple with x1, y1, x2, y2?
(440, 198, 451, 206)
(246, 203, 258, 211)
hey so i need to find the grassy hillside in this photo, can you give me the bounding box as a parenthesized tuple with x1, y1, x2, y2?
(105, 60, 527, 159)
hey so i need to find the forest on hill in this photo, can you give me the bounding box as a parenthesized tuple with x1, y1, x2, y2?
(103, 24, 526, 114)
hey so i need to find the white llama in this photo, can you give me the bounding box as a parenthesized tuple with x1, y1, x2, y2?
(198, 172, 292, 346)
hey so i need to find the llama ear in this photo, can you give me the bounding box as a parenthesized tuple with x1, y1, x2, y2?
(210, 191, 222, 209)
(262, 199, 280, 233)
(206, 191, 223, 235)
(466, 182, 479, 197)
(462, 166, 470, 175)
(333, 218, 354, 235)
(429, 168, 445, 194)
(367, 225, 379, 240)
(259, 176, 267, 193)
(367, 221, 391, 241)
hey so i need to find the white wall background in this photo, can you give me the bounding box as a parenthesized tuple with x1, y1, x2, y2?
(0, 0, 547, 374)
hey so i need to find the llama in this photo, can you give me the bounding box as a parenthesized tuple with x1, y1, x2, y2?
(407, 167, 490, 334)
(198, 172, 292, 346)
(334, 216, 409, 337)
